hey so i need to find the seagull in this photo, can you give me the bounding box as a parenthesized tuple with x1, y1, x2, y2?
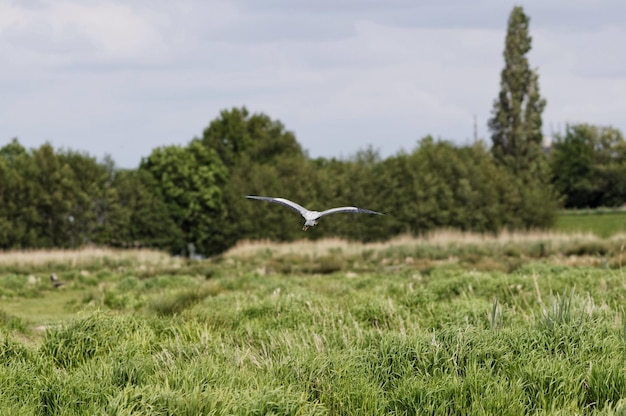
(50, 273, 64, 288)
(246, 196, 384, 231)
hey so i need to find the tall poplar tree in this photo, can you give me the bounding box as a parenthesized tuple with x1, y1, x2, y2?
(489, 6, 546, 173)
(488, 6, 559, 228)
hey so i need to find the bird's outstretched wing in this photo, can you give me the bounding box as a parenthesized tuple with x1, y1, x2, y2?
(246, 196, 310, 217)
(317, 206, 384, 219)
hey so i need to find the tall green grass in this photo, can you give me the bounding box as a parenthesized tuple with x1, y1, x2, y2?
(1, 263, 625, 413)
(2, 235, 626, 414)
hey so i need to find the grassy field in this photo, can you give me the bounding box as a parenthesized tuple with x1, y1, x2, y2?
(2, 233, 626, 415)
(556, 208, 626, 237)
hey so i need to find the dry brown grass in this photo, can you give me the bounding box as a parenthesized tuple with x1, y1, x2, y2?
(0, 246, 179, 268)
(224, 229, 615, 259)
(2, 229, 624, 270)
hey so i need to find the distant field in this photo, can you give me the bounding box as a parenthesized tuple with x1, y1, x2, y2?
(2, 233, 626, 414)
(556, 208, 626, 237)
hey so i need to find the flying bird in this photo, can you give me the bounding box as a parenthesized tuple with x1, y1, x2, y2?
(246, 196, 384, 231)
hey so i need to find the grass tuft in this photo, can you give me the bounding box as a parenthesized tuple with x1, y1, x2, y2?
(539, 288, 586, 331)
(0, 309, 30, 333)
(39, 311, 145, 369)
(148, 287, 214, 316)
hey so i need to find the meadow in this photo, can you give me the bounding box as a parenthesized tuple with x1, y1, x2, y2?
(2, 232, 626, 415)
(555, 208, 626, 237)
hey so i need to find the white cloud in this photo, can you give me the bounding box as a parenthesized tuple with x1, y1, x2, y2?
(53, 2, 159, 56)
(1, 0, 626, 167)
(0, 0, 164, 62)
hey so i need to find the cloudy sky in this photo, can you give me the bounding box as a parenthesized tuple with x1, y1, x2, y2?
(1, 0, 625, 168)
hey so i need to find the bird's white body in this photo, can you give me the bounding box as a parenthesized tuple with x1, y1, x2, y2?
(304, 211, 321, 228)
(246, 196, 383, 230)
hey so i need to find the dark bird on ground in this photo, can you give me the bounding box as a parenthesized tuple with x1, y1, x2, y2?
(246, 195, 384, 231)
(50, 273, 64, 288)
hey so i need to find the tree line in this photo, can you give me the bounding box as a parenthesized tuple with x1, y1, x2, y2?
(1, 6, 623, 256)
(1, 110, 623, 256)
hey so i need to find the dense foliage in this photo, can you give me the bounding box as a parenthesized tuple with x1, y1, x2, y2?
(0, 117, 563, 255)
(7, 115, 623, 256)
(550, 124, 626, 208)
(2, 117, 622, 256)
(139, 140, 227, 256)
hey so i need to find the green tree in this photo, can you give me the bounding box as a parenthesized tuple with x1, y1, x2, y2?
(488, 6, 546, 173)
(30, 144, 77, 247)
(200, 107, 308, 246)
(57, 151, 113, 246)
(316, 148, 388, 242)
(0, 141, 81, 248)
(200, 107, 303, 168)
(110, 169, 182, 249)
(0, 138, 27, 161)
(140, 139, 227, 256)
(380, 138, 509, 235)
(0, 139, 31, 247)
(551, 124, 626, 207)
(487, 6, 558, 229)
(498, 159, 559, 229)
